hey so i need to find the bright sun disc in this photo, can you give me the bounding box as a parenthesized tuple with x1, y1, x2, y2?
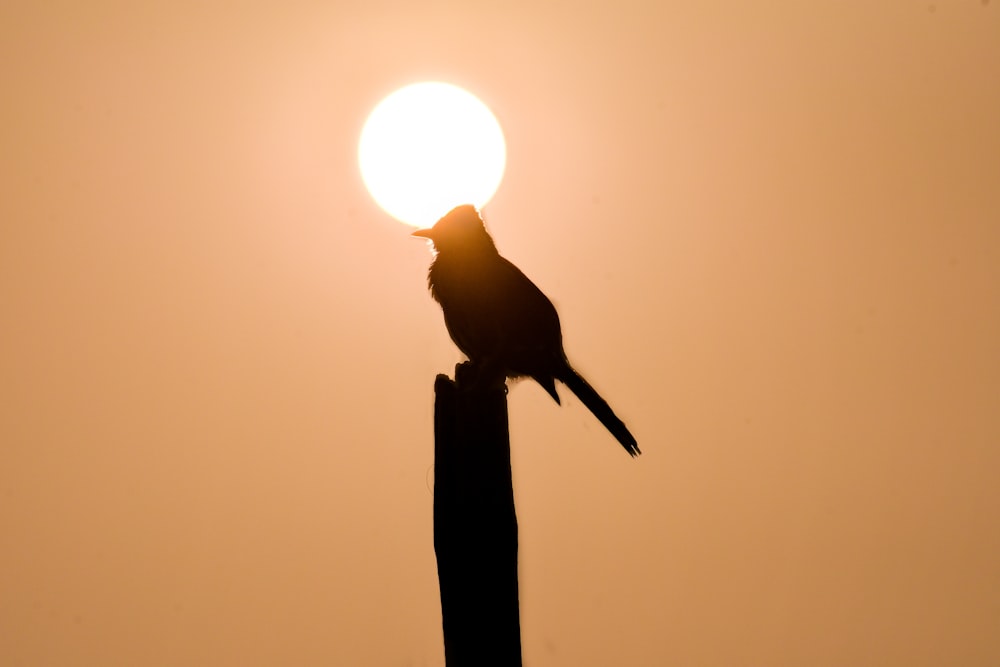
(358, 82, 506, 227)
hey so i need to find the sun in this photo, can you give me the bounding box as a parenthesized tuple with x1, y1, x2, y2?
(358, 82, 506, 227)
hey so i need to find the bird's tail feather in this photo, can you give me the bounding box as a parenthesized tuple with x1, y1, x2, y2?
(557, 363, 640, 457)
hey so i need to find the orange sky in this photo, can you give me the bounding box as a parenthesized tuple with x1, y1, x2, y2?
(2, 2, 998, 665)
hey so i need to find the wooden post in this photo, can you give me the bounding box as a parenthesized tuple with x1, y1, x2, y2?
(433, 363, 522, 667)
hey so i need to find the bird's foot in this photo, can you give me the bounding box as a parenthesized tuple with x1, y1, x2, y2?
(455, 360, 507, 395)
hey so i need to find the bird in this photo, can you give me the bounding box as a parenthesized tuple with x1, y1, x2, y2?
(412, 204, 640, 457)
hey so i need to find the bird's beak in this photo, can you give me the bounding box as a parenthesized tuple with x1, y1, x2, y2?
(411, 228, 434, 238)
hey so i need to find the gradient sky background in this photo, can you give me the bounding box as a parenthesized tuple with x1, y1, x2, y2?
(2, 2, 999, 665)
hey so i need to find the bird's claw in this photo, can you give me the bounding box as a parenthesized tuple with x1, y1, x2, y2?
(455, 360, 506, 395)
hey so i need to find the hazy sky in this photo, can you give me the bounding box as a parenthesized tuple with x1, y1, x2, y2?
(2, 2, 998, 665)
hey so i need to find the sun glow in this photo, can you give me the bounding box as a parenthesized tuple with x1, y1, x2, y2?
(358, 82, 506, 227)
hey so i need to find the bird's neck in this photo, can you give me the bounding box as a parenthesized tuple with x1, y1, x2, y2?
(427, 245, 500, 302)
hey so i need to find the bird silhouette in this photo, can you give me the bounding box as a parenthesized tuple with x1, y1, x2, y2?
(413, 204, 640, 457)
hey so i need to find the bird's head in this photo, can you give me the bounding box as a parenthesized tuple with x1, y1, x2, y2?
(411, 204, 496, 255)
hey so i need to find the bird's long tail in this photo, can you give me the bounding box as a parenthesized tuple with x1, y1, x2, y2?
(557, 363, 641, 457)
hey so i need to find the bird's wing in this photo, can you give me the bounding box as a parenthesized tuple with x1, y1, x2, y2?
(489, 256, 564, 363)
